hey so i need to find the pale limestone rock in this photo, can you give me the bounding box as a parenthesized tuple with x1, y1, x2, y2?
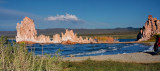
(16, 17, 52, 43)
(53, 34, 62, 43)
(36, 35, 51, 43)
(60, 29, 97, 44)
(89, 37, 97, 43)
(61, 29, 79, 42)
(16, 17, 37, 42)
(138, 15, 160, 41)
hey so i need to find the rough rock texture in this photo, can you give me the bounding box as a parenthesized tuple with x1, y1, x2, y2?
(16, 17, 52, 43)
(16, 17, 38, 42)
(137, 15, 160, 41)
(52, 34, 62, 43)
(60, 29, 97, 44)
(36, 35, 51, 43)
(16, 17, 103, 44)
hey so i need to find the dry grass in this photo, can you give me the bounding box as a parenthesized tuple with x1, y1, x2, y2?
(0, 36, 62, 71)
(94, 36, 118, 43)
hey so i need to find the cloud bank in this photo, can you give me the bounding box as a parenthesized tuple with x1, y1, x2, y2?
(46, 14, 79, 21)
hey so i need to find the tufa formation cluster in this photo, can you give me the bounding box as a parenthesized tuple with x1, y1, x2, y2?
(16, 17, 116, 44)
(137, 15, 160, 41)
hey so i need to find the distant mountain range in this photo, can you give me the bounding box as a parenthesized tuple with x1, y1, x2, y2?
(0, 27, 139, 37)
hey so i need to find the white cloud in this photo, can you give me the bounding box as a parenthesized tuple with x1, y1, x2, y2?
(46, 13, 79, 21)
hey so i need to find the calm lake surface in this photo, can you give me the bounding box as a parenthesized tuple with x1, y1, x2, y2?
(22, 39, 153, 57)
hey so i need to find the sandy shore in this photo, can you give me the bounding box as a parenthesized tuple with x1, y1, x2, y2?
(63, 52, 160, 63)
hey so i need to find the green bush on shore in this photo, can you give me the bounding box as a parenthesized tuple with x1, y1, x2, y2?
(0, 36, 62, 71)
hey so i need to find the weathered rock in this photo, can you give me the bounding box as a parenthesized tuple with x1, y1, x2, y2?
(137, 15, 160, 41)
(52, 34, 62, 43)
(16, 17, 37, 43)
(16, 17, 51, 43)
(36, 35, 51, 43)
(61, 29, 79, 42)
(60, 29, 97, 44)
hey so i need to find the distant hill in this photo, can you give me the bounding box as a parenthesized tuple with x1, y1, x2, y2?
(0, 28, 139, 38)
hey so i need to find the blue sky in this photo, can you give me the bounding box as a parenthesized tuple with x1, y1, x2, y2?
(0, 0, 160, 31)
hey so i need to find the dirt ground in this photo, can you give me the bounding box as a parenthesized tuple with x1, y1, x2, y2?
(63, 52, 160, 63)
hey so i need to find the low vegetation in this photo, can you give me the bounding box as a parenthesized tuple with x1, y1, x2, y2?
(144, 34, 160, 42)
(62, 60, 160, 71)
(0, 36, 62, 71)
(94, 36, 117, 42)
(79, 34, 137, 39)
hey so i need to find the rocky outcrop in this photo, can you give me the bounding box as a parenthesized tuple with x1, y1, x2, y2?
(52, 34, 61, 43)
(16, 17, 38, 43)
(16, 17, 52, 43)
(16, 17, 117, 44)
(137, 15, 160, 41)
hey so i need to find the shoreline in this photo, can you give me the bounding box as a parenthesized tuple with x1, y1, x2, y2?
(62, 52, 160, 63)
(16, 41, 153, 45)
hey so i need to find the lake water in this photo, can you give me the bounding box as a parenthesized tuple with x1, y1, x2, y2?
(23, 39, 153, 57)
